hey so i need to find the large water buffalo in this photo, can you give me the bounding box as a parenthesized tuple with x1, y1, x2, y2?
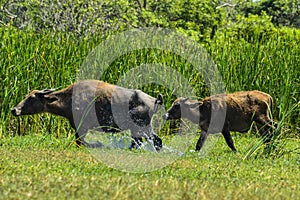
(163, 90, 275, 152)
(11, 80, 164, 150)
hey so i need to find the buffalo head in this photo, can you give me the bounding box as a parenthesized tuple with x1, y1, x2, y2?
(11, 89, 56, 116)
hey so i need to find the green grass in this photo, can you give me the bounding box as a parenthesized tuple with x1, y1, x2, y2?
(1, 26, 300, 199)
(1, 27, 299, 138)
(1, 134, 300, 199)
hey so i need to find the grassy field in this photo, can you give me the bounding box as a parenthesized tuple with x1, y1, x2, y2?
(1, 26, 300, 199)
(1, 134, 300, 199)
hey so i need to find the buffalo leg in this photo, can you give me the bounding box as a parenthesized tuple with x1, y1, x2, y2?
(133, 134, 163, 151)
(129, 137, 143, 150)
(257, 124, 273, 144)
(151, 134, 163, 151)
(196, 131, 208, 151)
(75, 132, 84, 146)
(255, 116, 274, 144)
(221, 129, 237, 152)
(75, 132, 104, 148)
(75, 129, 88, 146)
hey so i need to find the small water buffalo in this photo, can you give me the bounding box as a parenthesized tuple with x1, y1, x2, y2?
(11, 80, 164, 150)
(163, 90, 275, 152)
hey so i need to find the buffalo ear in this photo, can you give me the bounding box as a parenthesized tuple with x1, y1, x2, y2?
(35, 89, 58, 103)
(35, 89, 56, 97)
(189, 102, 200, 109)
(44, 94, 59, 103)
(182, 97, 189, 102)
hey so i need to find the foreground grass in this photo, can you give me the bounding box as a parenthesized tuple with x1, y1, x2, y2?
(1, 134, 299, 199)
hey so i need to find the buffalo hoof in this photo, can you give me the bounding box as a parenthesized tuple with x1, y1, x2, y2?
(129, 138, 143, 150)
(152, 135, 162, 151)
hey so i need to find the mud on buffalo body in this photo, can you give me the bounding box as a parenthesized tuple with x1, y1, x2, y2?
(11, 80, 164, 150)
(163, 90, 275, 152)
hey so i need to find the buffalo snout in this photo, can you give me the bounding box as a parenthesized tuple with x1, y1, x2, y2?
(11, 107, 20, 116)
(162, 113, 170, 120)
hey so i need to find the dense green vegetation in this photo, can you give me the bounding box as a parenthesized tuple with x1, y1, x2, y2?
(0, 0, 299, 199)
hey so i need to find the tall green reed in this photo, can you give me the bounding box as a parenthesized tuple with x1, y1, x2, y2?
(1, 26, 299, 152)
(0, 27, 95, 138)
